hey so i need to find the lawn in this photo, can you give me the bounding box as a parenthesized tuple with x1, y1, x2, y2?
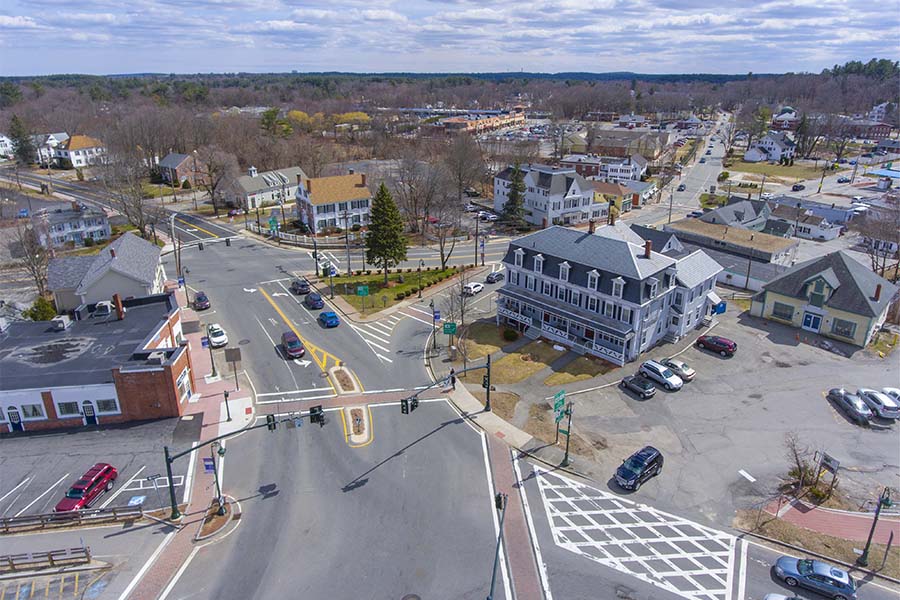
(457, 322, 516, 361)
(522, 402, 604, 457)
(699, 193, 729, 209)
(868, 331, 898, 357)
(491, 340, 566, 384)
(328, 266, 462, 312)
(543, 356, 617, 387)
(728, 161, 825, 181)
(61, 224, 163, 256)
(468, 390, 519, 422)
(141, 181, 185, 199)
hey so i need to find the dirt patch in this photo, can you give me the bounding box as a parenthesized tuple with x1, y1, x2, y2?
(334, 368, 355, 392)
(198, 498, 232, 538)
(350, 408, 364, 435)
(543, 355, 617, 387)
(523, 402, 605, 456)
(457, 322, 513, 362)
(468, 390, 519, 421)
(492, 341, 565, 384)
(733, 510, 900, 579)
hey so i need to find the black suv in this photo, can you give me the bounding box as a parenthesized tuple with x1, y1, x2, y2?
(304, 292, 324, 309)
(486, 271, 505, 284)
(620, 374, 656, 399)
(615, 446, 664, 491)
(290, 279, 310, 295)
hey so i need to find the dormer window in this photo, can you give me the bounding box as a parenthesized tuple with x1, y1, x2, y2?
(534, 254, 544, 274)
(587, 270, 599, 291)
(559, 261, 570, 282)
(514, 248, 524, 268)
(612, 277, 624, 299)
(647, 277, 659, 299)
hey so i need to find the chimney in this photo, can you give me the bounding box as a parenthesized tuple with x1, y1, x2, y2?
(113, 294, 124, 321)
(249, 166, 258, 177)
(644, 240, 652, 258)
(588, 218, 596, 234)
(360, 173, 367, 187)
(306, 179, 312, 194)
(110, 247, 116, 259)
(71, 201, 79, 211)
(348, 167, 355, 174)
(874, 284, 882, 302)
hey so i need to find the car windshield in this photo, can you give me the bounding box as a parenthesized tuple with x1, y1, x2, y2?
(661, 368, 674, 378)
(621, 457, 644, 476)
(309, 293, 320, 301)
(796, 559, 813, 575)
(286, 339, 302, 349)
(65, 488, 85, 499)
(209, 327, 222, 336)
(196, 294, 207, 301)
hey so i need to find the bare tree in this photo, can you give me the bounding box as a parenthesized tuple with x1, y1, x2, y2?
(293, 137, 338, 178)
(390, 145, 443, 233)
(194, 145, 239, 217)
(852, 203, 900, 281)
(99, 152, 160, 239)
(826, 117, 854, 161)
(430, 187, 463, 269)
(14, 220, 50, 297)
(443, 134, 484, 205)
(443, 268, 472, 329)
(784, 431, 812, 491)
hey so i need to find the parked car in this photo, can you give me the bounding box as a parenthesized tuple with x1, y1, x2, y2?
(696, 335, 737, 357)
(290, 279, 310, 294)
(856, 388, 900, 419)
(761, 192, 775, 200)
(464, 186, 480, 197)
(304, 292, 324, 309)
(851, 195, 864, 203)
(465, 203, 479, 212)
(615, 446, 663, 491)
(639, 360, 684, 391)
(463, 282, 484, 296)
(826, 388, 872, 426)
(791, 184, 805, 191)
(207, 323, 228, 348)
(281, 331, 306, 358)
(662, 358, 695, 382)
(836, 176, 851, 183)
(194, 291, 211, 310)
(762, 595, 801, 600)
(705, 150, 712, 155)
(687, 210, 704, 218)
(861, 152, 874, 158)
(699, 158, 706, 164)
(228, 208, 241, 217)
(54, 464, 118, 512)
(882, 387, 900, 402)
(772, 556, 857, 600)
(484, 213, 499, 222)
(318, 311, 340, 328)
(620, 374, 656, 399)
(485, 271, 505, 283)
(837, 158, 848, 164)
(676, 183, 686, 192)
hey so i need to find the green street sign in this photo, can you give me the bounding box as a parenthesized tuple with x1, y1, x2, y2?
(558, 428, 569, 436)
(357, 285, 369, 297)
(553, 390, 565, 412)
(443, 322, 457, 335)
(554, 390, 565, 401)
(555, 412, 565, 424)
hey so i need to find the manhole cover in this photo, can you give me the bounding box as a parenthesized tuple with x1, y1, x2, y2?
(401, 595, 421, 600)
(239, 339, 251, 345)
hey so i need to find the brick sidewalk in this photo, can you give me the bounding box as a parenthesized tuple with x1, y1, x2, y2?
(766, 497, 900, 544)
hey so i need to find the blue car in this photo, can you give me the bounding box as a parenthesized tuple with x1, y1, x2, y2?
(773, 556, 857, 600)
(304, 292, 324, 309)
(318, 311, 340, 328)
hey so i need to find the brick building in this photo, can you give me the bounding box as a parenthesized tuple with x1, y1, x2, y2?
(0, 293, 195, 433)
(159, 152, 208, 187)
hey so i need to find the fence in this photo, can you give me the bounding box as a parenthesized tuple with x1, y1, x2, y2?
(245, 222, 364, 249)
(0, 505, 144, 534)
(1, 547, 92, 574)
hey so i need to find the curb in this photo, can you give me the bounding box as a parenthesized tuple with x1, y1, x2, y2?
(193, 496, 241, 542)
(736, 528, 900, 586)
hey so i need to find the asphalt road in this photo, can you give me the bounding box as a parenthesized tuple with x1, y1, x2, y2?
(165, 401, 509, 600)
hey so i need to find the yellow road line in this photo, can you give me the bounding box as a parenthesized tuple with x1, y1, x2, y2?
(175, 217, 219, 239)
(72, 574, 79, 597)
(259, 289, 337, 371)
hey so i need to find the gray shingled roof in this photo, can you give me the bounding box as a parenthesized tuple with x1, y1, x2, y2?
(675, 250, 723, 289)
(235, 166, 307, 194)
(762, 251, 898, 317)
(159, 153, 190, 170)
(630, 224, 683, 255)
(47, 256, 96, 291)
(76, 232, 161, 294)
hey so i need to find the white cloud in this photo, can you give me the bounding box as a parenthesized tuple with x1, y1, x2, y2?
(0, 15, 40, 28)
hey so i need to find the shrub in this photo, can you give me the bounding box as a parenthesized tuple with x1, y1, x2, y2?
(76, 168, 84, 181)
(404, 290, 412, 297)
(407, 268, 413, 273)
(351, 224, 361, 232)
(355, 270, 362, 276)
(502, 328, 519, 342)
(395, 293, 405, 300)
(808, 487, 829, 504)
(717, 171, 729, 182)
(334, 227, 342, 234)
(366, 270, 372, 275)
(84, 237, 95, 247)
(23, 297, 56, 321)
(181, 179, 191, 189)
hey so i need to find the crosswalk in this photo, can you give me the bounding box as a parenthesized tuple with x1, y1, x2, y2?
(350, 303, 440, 363)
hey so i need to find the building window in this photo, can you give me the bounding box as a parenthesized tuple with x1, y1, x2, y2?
(509, 271, 518, 286)
(542, 281, 553, 296)
(587, 271, 599, 291)
(571, 291, 580, 307)
(21, 404, 44, 419)
(588, 297, 599, 312)
(674, 291, 683, 306)
(772, 302, 794, 321)
(612, 278, 624, 298)
(526, 275, 535, 291)
(559, 263, 570, 281)
(57, 401, 80, 417)
(831, 318, 856, 339)
(514, 250, 523, 268)
(534, 255, 544, 274)
(648, 279, 658, 299)
(604, 302, 615, 318)
(96, 399, 119, 413)
(621, 307, 632, 324)
(809, 292, 825, 307)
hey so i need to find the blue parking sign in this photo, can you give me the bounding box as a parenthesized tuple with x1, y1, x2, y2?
(433, 310, 440, 321)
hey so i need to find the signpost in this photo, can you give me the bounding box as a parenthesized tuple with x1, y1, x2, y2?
(553, 390, 566, 443)
(357, 285, 368, 311)
(225, 348, 242, 391)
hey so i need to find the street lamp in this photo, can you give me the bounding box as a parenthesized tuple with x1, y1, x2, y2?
(857, 487, 892, 567)
(191, 151, 198, 211)
(223, 389, 232, 422)
(211, 442, 227, 516)
(429, 299, 437, 351)
(418, 259, 424, 298)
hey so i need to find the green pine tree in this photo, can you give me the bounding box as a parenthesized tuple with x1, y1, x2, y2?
(8, 114, 35, 165)
(23, 297, 56, 321)
(365, 183, 407, 285)
(502, 164, 526, 226)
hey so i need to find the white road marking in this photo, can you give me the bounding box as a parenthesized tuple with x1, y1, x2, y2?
(365, 339, 391, 353)
(99, 465, 146, 508)
(256, 393, 337, 404)
(122, 476, 184, 492)
(407, 304, 434, 316)
(738, 469, 756, 483)
(513, 456, 553, 600)
(254, 316, 301, 391)
(14, 473, 70, 517)
(403, 312, 435, 327)
(375, 353, 394, 363)
(351, 324, 391, 346)
(366, 321, 393, 335)
(257, 387, 323, 397)
(116, 526, 178, 600)
(243, 288, 257, 293)
(259, 277, 291, 284)
(158, 546, 200, 600)
(480, 432, 512, 600)
(0, 477, 31, 505)
(736, 538, 748, 600)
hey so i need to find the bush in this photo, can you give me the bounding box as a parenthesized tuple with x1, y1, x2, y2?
(366, 270, 372, 275)
(395, 293, 405, 300)
(502, 328, 519, 342)
(808, 487, 829, 504)
(23, 297, 56, 321)
(355, 270, 362, 276)
(717, 171, 729, 182)
(404, 290, 412, 297)
(76, 168, 84, 181)
(334, 227, 342, 234)
(351, 224, 361, 232)
(84, 237, 95, 247)
(181, 179, 191, 189)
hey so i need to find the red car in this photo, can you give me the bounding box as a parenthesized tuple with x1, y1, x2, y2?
(281, 331, 306, 359)
(54, 463, 118, 512)
(696, 335, 737, 357)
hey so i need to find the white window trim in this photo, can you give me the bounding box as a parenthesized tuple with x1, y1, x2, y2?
(514, 248, 524, 268)
(20, 403, 46, 420)
(55, 400, 82, 419)
(612, 277, 625, 299)
(559, 261, 570, 282)
(587, 270, 599, 291)
(534, 254, 544, 274)
(95, 399, 121, 415)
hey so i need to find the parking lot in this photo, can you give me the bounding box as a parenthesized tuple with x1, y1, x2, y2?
(0, 416, 199, 517)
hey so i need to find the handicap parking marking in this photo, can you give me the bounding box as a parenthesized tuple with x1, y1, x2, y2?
(99, 465, 146, 509)
(531, 466, 737, 600)
(123, 475, 184, 492)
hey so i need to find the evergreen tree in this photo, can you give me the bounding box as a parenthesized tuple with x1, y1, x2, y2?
(365, 183, 407, 285)
(8, 114, 35, 165)
(502, 164, 526, 226)
(23, 297, 56, 321)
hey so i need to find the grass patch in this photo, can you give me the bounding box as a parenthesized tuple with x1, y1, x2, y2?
(469, 390, 519, 421)
(199, 498, 232, 538)
(491, 340, 566, 384)
(732, 297, 752, 312)
(728, 161, 824, 181)
(868, 331, 898, 357)
(733, 509, 900, 579)
(457, 322, 513, 361)
(141, 181, 184, 199)
(699, 193, 729, 209)
(523, 402, 605, 456)
(328, 266, 463, 312)
(60, 224, 162, 256)
(543, 356, 617, 387)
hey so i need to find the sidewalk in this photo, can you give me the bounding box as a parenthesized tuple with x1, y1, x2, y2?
(125, 287, 255, 600)
(765, 497, 900, 545)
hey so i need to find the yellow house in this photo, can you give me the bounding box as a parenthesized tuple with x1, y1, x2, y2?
(590, 181, 633, 213)
(750, 251, 898, 347)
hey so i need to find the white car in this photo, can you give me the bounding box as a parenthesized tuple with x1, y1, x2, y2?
(883, 387, 900, 402)
(207, 323, 228, 348)
(465, 204, 478, 212)
(639, 360, 683, 391)
(760, 192, 775, 200)
(462, 282, 484, 296)
(857, 388, 900, 419)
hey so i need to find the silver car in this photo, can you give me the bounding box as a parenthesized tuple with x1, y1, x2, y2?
(826, 389, 872, 426)
(857, 388, 900, 419)
(662, 358, 695, 382)
(639, 360, 683, 391)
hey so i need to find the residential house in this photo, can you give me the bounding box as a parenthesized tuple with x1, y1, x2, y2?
(675, 115, 703, 130)
(844, 119, 891, 140)
(771, 107, 800, 131)
(493, 164, 601, 228)
(768, 203, 843, 241)
(591, 130, 667, 160)
(30, 132, 68, 166)
(226, 166, 307, 210)
(750, 251, 899, 347)
(699, 199, 772, 231)
(560, 154, 647, 182)
(0, 293, 194, 433)
(32, 202, 111, 249)
(159, 153, 208, 187)
(869, 102, 890, 123)
(664, 218, 799, 265)
(622, 180, 658, 207)
(47, 232, 166, 312)
(295, 172, 372, 233)
(591, 181, 634, 213)
(876, 139, 900, 153)
(743, 131, 796, 163)
(618, 114, 647, 128)
(0, 134, 13, 158)
(495, 225, 722, 365)
(769, 196, 858, 225)
(53, 135, 105, 169)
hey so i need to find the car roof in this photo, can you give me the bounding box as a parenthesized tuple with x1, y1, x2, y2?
(811, 560, 849, 582)
(630, 446, 660, 462)
(321, 311, 337, 317)
(282, 331, 300, 341)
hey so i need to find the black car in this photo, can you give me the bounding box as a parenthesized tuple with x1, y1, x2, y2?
(620, 374, 656, 399)
(615, 446, 664, 491)
(290, 279, 310, 295)
(304, 292, 324, 309)
(791, 183, 806, 191)
(194, 291, 211, 310)
(486, 271, 505, 284)
(677, 183, 686, 192)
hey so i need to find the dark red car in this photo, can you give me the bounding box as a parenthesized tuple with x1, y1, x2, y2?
(281, 331, 306, 359)
(54, 463, 118, 512)
(696, 335, 737, 357)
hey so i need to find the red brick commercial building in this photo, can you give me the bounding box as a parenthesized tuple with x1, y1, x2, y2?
(0, 293, 197, 433)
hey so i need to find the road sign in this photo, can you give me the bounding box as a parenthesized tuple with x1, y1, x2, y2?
(203, 458, 215, 474)
(201, 336, 209, 348)
(433, 310, 441, 321)
(224, 348, 242, 363)
(443, 321, 457, 335)
(821, 452, 840, 474)
(177, 277, 185, 286)
(555, 411, 566, 424)
(558, 428, 569, 436)
(330, 267, 337, 277)
(357, 285, 369, 297)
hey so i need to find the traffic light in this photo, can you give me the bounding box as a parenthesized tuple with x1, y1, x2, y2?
(482, 374, 489, 389)
(198, 242, 204, 251)
(266, 414, 276, 431)
(225, 238, 231, 247)
(410, 397, 419, 412)
(401, 398, 409, 414)
(309, 405, 324, 426)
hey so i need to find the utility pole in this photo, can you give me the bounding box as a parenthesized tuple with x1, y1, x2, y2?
(858, 487, 893, 567)
(561, 402, 574, 467)
(745, 235, 754, 290)
(344, 209, 351, 274)
(474, 216, 479, 267)
(211, 442, 226, 515)
(487, 492, 508, 600)
(758, 174, 766, 200)
(429, 299, 437, 351)
(207, 330, 218, 378)
(667, 189, 674, 224)
(191, 151, 198, 211)
(483, 354, 492, 412)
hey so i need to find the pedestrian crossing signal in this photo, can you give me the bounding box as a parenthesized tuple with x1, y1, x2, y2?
(401, 398, 409, 414)
(309, 405, 325, 426)
(410, 397, 419, 412)
(266, 414, 276, 431)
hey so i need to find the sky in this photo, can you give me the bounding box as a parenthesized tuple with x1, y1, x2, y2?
(0, 0, 897, 76)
